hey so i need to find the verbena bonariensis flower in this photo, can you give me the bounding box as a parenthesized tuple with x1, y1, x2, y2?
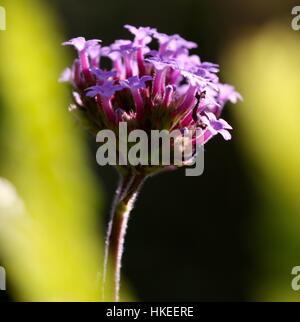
(61, 26, 241, 302)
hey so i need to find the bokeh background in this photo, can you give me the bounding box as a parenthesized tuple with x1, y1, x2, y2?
(1, 0, 300, 301)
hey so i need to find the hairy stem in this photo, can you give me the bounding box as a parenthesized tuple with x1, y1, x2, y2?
(103, 171, 145, 302)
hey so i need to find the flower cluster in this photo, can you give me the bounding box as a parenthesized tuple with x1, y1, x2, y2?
(61, 26, 241, 171)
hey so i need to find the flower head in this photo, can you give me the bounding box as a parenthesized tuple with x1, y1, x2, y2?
(61, 25, 241, 173)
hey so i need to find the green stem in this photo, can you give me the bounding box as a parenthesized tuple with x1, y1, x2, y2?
(103, 171, 145, 302)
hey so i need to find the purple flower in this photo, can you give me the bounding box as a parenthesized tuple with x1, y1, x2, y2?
(62, 25, 241, 140)
(180, 70, 210, 89)
(176, 53, 201, 71)
(99, 46, 111, 57)
(201, 62, 220, 74)
(88, 44, 102, 67)
(120, 76, 152, 90)
(153, 31, 197, 57)
(110, 41, 140, 78)
(92, 68, 117, 81)
(86, 82, 124, 98)
(63, 37, 86, 51)
(119, 76, 152, 116)
(218, 84, 243, 104)
(202, 112, 233, 141)
(63, 37, 102, 82)
(63, 37, 101, 53)
(146, 56, 178, 71)
(124, 25, 156, 46)
(111, 41, 138, 55)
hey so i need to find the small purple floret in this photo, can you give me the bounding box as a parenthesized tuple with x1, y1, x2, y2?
(120, 76, 152, 90)
(86, 82, 124, 98)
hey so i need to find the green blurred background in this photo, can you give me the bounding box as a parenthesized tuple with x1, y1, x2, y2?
(1, 0, 300, 301)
